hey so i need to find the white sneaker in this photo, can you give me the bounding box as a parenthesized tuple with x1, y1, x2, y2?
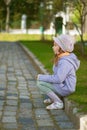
(46, 102, 64, 110)
(44, 98, 52, 104)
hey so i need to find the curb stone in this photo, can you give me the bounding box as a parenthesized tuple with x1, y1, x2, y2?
(64, 98, 87, 130)
(18, 42, 87, 130)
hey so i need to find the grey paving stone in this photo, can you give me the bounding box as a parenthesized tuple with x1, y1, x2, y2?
(8, 83, 17, 87)
(18, 83, 27, 87)
(37, 119, 54, 126)
(3, 111, 16, 116)
(19, 110, 33, 118)
(7, 90, 18, 95)
(50, 109, 65, 116)
(0, 106, 3, 111)
(0, 96, 5, 100)
(33, 102, 45, 108)
(0, 83, 6, 89)
(15, 73, 23, 76)
(54, 114, 70, 122)
(19, 90, 28, 93)
(4, 106, 17, 111)
(38, 127, 58, 130)
(18, 117, 35, 125)
(19, 92, 30, 96)
(17, 77, 26, 81)
(20, 99, 31, 103)
(0, 91, 5, 96)
(57, 121, 75, 129)
(6, 100, 18, 106)
(27, 81, 36, 86)
(33, 98, 43, 103)
(18, 86, 27, 90)
(20, 103, 32, 109)
(18, 81, 27, 84)
(6, 93, 18, 97)
(8, 82, 17, 86)
(35, 108, 49, 117)
(36, 113, 50, 120)
(2, 116, 17, 123)
(7, 96, 18, 100)
(31, 94, 42, 98)
(0, 100, 4, 106)
(7, 77, 17, 82)
(7, 67, 15, 72)
(3, 123, 18, 129)
(22, 126, 36, 130)
(0, 70, 6, 74)
(19, 95, 30, 99)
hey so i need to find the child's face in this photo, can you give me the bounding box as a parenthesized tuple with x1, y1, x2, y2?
(52, 42, 60, 55)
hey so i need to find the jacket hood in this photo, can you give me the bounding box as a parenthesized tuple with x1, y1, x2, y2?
(61, 53, 80, 71)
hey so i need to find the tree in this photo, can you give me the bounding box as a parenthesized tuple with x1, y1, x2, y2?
(0, 0, 5, 31)
(4, 0, 11, 32)
(0, 0, 41, 30)
(70, 0, 87, 55)
(10, 0, 41, 29)
(53, 0, 63, 13)
(0, 0, 64, 33)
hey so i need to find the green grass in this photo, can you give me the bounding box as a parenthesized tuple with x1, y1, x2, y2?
(0, 33, 87, 113)
(0, 33, 52, 41)
(21, 40, 54, 72)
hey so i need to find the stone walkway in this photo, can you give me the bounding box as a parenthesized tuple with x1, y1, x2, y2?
(0, 42, 78, 130)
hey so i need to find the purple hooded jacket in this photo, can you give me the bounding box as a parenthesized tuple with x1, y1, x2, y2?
(37, 53, 80, 96)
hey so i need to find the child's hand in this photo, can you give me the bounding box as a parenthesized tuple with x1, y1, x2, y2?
(35, 75, 38, 79)
(36, 74, 40, 80)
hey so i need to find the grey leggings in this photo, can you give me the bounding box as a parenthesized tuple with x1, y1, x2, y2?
(37, 80, 63, 100)
(37, 81, 56, 94)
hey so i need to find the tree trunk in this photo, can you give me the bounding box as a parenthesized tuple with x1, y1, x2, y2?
(83, 4, 87, 33)
(83, 17, 87, 33)
(6, 5, 10, 32)
(4, 0, 11, 32)
(80, 33, 85, 55)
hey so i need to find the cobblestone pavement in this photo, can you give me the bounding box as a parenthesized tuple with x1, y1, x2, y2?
(0, 42, 78, 130)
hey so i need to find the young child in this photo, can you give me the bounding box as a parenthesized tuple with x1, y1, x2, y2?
(37, 34, 80, 110)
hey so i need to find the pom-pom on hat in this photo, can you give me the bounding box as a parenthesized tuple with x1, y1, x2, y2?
(53, 34, 75, 52)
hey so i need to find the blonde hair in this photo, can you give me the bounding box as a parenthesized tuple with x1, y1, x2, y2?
(53, 48, 64, 65)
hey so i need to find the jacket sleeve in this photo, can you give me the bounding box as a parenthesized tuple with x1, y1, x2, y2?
(37, 60, 71, 83)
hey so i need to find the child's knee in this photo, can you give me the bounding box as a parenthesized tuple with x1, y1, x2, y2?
(37, 81, 45, 88)
(37, 80, 42, 85)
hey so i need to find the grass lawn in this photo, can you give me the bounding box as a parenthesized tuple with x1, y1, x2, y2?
(0, 33, 87, 113)
(0, 33, 52, 41)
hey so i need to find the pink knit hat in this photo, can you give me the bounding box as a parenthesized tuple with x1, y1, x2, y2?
(53, 34, 75, 52)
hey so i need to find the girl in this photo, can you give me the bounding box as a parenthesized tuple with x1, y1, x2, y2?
(37, 34, 80, 110)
